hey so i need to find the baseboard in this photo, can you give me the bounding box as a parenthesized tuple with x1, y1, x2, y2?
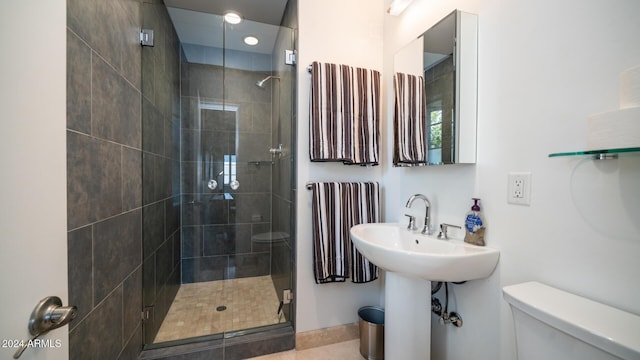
(295, 322, 359, 350)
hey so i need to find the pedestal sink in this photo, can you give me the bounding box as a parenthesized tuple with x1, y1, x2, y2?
(350, 223, 500, 359)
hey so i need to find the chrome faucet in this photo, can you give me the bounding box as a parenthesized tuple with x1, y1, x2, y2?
(405, 194, 432, 235)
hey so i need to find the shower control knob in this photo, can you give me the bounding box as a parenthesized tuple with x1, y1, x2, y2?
(230, 179, 240, 190)
(207, 179, 218, 191)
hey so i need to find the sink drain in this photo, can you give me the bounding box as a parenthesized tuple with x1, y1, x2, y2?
(216, 305, 227, 312)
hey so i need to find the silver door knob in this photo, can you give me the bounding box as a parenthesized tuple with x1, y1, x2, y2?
(14, 296, 77, 359)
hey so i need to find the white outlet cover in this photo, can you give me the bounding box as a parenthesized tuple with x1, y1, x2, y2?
(508, 172, 532, 205)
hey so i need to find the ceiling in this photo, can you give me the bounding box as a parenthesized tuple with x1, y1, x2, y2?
(164, 0, 289, 58)
(163, 0, 289, 26)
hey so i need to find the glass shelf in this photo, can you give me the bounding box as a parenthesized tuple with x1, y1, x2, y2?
(549, 147, 640, 159)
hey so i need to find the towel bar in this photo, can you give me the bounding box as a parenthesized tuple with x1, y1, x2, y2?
(306, 182, 313, 190)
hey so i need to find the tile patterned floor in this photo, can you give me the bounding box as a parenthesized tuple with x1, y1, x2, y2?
(154, 276, 283, 343)
(246, 340, 362, 360)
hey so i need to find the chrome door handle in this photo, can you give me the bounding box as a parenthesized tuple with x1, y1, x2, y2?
(269, 144, 283, 155)
(14, 296, 77, 359)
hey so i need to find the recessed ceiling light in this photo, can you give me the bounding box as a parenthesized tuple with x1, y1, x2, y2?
(224, 11, 242, 24)
(244, 36, 259, 46)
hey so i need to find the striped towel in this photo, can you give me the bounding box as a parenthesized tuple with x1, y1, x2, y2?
(309, 62, 380, 166)
(393, 72, 428, 166)
(310, 182, 379, 284)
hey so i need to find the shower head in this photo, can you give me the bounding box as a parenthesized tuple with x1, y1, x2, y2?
(256, 75, 280, 88)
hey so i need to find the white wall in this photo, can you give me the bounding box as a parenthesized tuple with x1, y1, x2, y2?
(296, 0, 385, 332)
(297, 0, 640, 358)
(383, 0, 640, 359)
(0, 1, 68, 359)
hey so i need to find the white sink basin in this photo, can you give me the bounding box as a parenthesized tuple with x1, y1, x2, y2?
(350, 222, 499, 282)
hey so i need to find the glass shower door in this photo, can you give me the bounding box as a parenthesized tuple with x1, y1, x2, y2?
(142, 2, 295, 346)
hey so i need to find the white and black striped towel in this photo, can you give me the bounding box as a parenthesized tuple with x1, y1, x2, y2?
(309, 62, 380, 166)
(393, 72, 428, 166)
(310, 182, 379, 284)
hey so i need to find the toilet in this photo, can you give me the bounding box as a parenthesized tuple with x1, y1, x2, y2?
(503, 282, 640, 360)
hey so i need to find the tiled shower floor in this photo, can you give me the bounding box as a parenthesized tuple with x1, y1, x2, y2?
(154, 276, 283, 343)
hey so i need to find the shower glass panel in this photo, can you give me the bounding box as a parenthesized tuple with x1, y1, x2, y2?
(141, 2, 295, 347)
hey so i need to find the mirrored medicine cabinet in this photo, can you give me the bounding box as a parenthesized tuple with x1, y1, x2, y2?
(394, 10, 478, 165)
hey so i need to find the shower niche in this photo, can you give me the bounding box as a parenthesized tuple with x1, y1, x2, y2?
(141, 1, 296, 355)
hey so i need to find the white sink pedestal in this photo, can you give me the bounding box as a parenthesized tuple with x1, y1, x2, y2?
(385, 272, 431, 359)
(350, 223, 500, 358)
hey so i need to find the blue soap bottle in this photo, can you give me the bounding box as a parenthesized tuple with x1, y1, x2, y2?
(464, 198, 486, 246)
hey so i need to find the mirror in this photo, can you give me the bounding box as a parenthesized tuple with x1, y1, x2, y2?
(394, 10, 478, 165)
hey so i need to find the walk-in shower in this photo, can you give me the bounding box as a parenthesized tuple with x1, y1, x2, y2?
(140, 0, 296, 357)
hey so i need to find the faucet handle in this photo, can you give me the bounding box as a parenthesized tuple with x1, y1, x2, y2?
(404, 214, 417, 230)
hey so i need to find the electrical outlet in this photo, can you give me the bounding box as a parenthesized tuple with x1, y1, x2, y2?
(514, 178, 524, 198)
(508, 172, 531, 205)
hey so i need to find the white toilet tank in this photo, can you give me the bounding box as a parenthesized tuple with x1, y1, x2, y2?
(503, 282, 640, 360)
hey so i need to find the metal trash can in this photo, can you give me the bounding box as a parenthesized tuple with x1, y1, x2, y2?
(358, 306, 384, 359)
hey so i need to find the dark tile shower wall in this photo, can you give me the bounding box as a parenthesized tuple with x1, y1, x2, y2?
(180, 62, 274, 284)
(141, 1, 182, 345)
(66, 0, 181, 358)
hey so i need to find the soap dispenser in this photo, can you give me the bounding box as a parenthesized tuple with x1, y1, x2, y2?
(464, 198, 486, 246)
